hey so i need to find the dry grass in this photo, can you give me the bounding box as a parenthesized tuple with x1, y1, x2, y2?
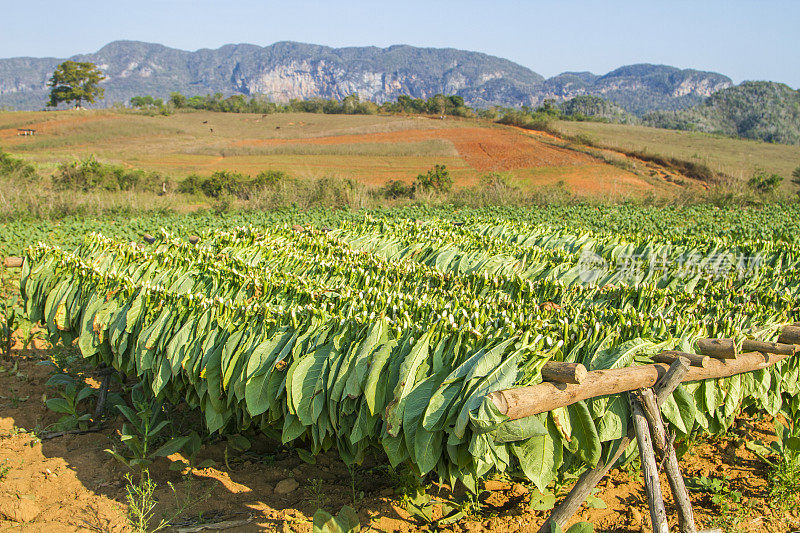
(5, 108, 782, 201)
(554, 120, 800, 187)
(189, 139, 458, 158)
(0, 110, 470, 177)
(0, 177, 183, 220)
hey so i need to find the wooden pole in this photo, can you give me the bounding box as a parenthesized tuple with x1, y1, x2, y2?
(629, 392, 670, 533)
(696, 338, 737, 360)
(2, 257, 23, 268)
(537, 359, 690, 533)
(541, 362, 588, 384)
(143, 234, 156, 244)
(655, 351, 710, 368)
(740, 339, 796, 356)
(489, 351, 789, 420)
(640, 388, 697, 533)
(777, 325, 800, 345)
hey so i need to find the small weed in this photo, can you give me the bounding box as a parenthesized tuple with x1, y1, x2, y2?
(0, 390, 30, 408)
(686, 476, 746, 533)
(47, 343, 84, 373)
(548, 520, 595, 533)
(391, 465, 470, 528)
(125, 471, 162, 533)
(745, 400, 800, 509)
(0, 459, 10, 482)
(124, 469, 212, 533)
(307, 478, 328, 509)
(347, 465, 364, 506)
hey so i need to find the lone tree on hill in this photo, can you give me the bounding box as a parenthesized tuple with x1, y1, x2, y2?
(47, 61, 106, 108)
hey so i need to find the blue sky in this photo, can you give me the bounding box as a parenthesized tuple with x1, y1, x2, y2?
(2, 0, 798, 87)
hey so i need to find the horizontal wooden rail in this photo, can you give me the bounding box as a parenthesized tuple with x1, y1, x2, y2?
(488, 350, 792, 420)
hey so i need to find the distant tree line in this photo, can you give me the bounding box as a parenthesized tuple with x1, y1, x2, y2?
(129, 91, 476, 117)
(128, 92, 633, 136)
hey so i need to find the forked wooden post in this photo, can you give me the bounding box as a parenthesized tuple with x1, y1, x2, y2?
(629, 392, 669, 533)
(640, 388, 697, 533)
(537, 358, 690, 533)
(526, 326, 800, 533)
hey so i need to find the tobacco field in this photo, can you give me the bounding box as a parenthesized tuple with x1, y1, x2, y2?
(10, 203, 800, 496)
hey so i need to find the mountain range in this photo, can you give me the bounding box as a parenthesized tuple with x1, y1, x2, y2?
(0, 40, 734, 113)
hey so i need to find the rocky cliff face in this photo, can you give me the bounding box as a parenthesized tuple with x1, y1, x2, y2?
(539, 65, 732, 114)
(0, 40, 733, 114)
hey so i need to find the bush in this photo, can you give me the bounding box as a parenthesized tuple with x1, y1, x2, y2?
(382, 180, 414, 199)
(414, 164, 452, 194)
(177, 169, 289, 200)
(497, 109, 555, 133)
(52, 156, 166, 192)
(0, 150, 37, 181)
(747, 168, 783, 194)
(252, 170, 288, 188)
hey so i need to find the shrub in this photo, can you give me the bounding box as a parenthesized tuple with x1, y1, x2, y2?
(52, 156, 166, 193)
(252, 170, 288, 188)
(0, 150, 37, 181)
(414, 164, 452, 194)
(177, 169, 290, 200)
(382, 180, 414, 199)
(747, 168, 783, 193)
(497, 109, 555, 133)
(199, 170, 246, 198)
(53, 156, 119, 191)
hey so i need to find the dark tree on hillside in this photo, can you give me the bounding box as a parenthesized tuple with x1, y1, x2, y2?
(47, 61, 106, 108)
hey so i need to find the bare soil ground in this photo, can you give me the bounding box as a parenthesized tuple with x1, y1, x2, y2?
(1, 342, 797, 533)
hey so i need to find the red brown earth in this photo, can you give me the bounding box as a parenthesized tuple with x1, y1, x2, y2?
(0, 339, 796, 533)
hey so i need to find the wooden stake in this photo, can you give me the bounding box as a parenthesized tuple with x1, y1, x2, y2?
(629, 392, 669, 533)
(697, 338, 737, 360)
(541, 361, 588, 384)
(640, 388, 697, 533)
(741, 339, 796, 356)
(777, 325, 800, 345)
(537, 359, 689, 533)
(143, 234, 156, 244)
(655, 351, 710, 368)
(2, 256, 23, 268)
(188, 235, 200, 244)
(489, 351, 788, 419)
